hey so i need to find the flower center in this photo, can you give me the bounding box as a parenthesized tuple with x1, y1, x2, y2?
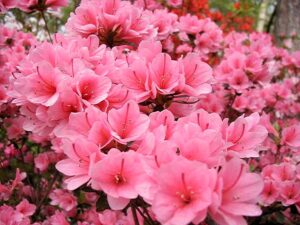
(114, 173, 126, 184)
(114, 158, 126, 184)
(176, 173, 194, 204)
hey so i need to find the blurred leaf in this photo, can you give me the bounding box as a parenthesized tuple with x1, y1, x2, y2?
(61, 0, 77, 24)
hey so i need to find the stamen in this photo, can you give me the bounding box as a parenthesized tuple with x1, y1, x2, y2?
(176, 173, 193, 204)
(72, 143, 89, 163)
(120, 104, 130, 137)
(233, 123, 246, 143)
(160, 54, 167, 88)
(225, 164, 244, 191)
(114, 158, 126, 184)
(187, 64, 198, 83)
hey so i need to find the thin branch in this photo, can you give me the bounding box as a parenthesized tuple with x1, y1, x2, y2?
(131, 201, 140, 225)
(173, 99, 200, 104)
(35, 171, 59, 213)
(135, 206, 154, 225)
(266, 0, 279, 33)
(40, 10, 53, 43)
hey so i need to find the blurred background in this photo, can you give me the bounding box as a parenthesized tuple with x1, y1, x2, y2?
(209, 0, 300, 51)
(1, 0, 299, 50)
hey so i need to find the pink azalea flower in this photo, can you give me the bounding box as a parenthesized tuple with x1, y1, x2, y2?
(108, 100, 150, 143)
(194, 18, 223, 54)
(279, 181, 300, 206)
(228, 70, 250, 91)
(152, 158, 216, 225)
(167, 0, 182, 7)
(281, 125, 300, 148)
(11, 168, 27, 191)
(34, 152, 50, 172)
(149, 109, 176, 140)
(106, 84, 131, 109)
(67, 0, 154, 47)
(56, 138, 103, 190)
(180, 53, 213, 96)
(74, 69, 111, 105)
(120, 61, 152, 102)
(0, 205, 28, 225)
(209, 158, 263, 225)
(16, 199, 36, 217)
(263, 163, 296, 182)
(58, 106, 103, 139)
(224, 113, 268, 158)
(47, 88, 83, 121)
(259, 113, 279, 137)
(47, 211, 70, 225)
(149, 53, 181, 95)
(17, 0, 68, 11)
(179, 109, 224, 131)
(150, 9, 178, 40)
(260, 180, 279, 206)
(16, 61, 61, 107)
(0, 0, 17, 12)
(178, 14, 202, 34)
(88, 114, 112, 148)
(49, 189, 77, 211)
(134, 0, 162, 10)
(98, 209, 141, 225)
(137, 40, 162, 63)
(4, 117, 25, 139)
(91, 149, 147, 210)
(179, 131, 224, 168)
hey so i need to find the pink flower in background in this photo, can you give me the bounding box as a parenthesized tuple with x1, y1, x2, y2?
(265, 163, 296, 182)
(260, 180, 279, 206)
(279, 181, 300, 206)
(34, 152, 50, 172)
(67, 0, 154, 47)
(49, 189, 77, 211)
(4, 117, 25, 139)
(178, 14, 202, 34)
(0, 0, 16, 12)
(281, 125, 300, 148)
(16, 199, 36, 217)
(150, 9, 178, 40)
(0, 205, 30, 225)
(17, 0, 68, 12)
(167, 0, 182, 7)
(47, 211, 70, 225)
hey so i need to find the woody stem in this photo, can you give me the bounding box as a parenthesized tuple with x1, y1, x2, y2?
(131, 201, 140, 225)
(40, 10, 53, 43)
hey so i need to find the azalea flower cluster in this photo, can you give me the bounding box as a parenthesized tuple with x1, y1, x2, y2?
(0, 0, 68, 13)
(136, 0, 256, 32)
(0, 26, 36, 106)
(1, 0, 300, 225)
